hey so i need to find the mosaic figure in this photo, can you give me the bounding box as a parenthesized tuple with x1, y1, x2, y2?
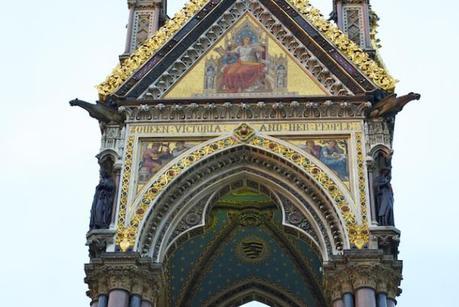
(219, 31, 267, 92)
(299, 139, 349, 181)
(203, 21, 288, 95)
(138, 141, 194, 184)
(320, 141, 348, 180)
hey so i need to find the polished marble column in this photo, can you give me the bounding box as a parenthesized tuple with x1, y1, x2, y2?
(377, 293, 388, 307)
(130, 295, 142, 307)
(355, 288, 376, 307)
(387, 298, 396, 307)
(141, 301, 152, 307)
(98, 295, 108, 307)
(108, 290, 130, 307)
(343, 292, 355, 307)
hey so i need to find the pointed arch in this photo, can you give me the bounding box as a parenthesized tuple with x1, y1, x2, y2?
(116, 130, 367, 252)
(130, 136, 359, 258)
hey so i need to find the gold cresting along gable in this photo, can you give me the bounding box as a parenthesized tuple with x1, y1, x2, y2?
(287, 0, 396, 91)
(97, 0, 396, 99)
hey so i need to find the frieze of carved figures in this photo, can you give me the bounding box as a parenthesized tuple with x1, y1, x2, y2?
(118, 100, 372, 122)
(142, 0, 352, 99)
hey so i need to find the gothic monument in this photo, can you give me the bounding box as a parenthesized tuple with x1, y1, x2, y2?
(73, 1, 419, 306)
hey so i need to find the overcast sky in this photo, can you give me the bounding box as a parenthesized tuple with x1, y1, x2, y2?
(0, 0, 457, 306)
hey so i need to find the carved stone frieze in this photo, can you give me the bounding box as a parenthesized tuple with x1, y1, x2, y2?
(85, 253, 163, 302)
(141, 0, 352, 99)
(119, 100, 371, 122)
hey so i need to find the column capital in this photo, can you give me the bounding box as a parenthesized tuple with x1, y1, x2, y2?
(325, 250, 402, 302)
(85, 253, 163, 302)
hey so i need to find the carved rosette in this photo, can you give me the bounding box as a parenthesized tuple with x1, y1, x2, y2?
(85, 254, 163, 303)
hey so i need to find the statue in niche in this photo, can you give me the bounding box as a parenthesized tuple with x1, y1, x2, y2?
(89, 169, 115, 229)
(375, 167, 395, 226)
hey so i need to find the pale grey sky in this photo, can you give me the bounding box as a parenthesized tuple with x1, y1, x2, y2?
(0, 0, 457, 306)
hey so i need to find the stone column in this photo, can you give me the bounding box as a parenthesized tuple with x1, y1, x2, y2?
(343, 292, 354, 307)
(333, 299, 345, 307)
(91, 300, 98, 307)
(108, 290, 130, 307)
(387, 298, 396, 307)
(151, 3, 161, 33)
(355, 288, 376, 307)
(366, 158, 378, 225)
(98, 295, 108, 307)
(141, 302, 152, 307)
(377, 293, 388, 307)
(130, 294, 142, 307)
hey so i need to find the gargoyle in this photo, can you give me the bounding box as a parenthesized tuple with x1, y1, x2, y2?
(369, 92, 421, 118)
(69, 99, 124, 123)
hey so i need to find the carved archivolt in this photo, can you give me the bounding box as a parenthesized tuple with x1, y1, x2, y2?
(140, 169, 335, 262)
(142, 0, 351, 99)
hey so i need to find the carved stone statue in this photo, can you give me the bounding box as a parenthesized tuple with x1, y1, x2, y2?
(90, 169, 115, 229)
(375, 167, 395, 226)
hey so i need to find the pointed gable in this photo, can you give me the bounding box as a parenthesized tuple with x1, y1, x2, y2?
(164, 14, 328, 99)
(97, 0, 395, 100)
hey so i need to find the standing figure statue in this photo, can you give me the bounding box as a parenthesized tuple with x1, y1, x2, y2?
(89, 169, 115, 229)
(375, 167, 395, 226)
